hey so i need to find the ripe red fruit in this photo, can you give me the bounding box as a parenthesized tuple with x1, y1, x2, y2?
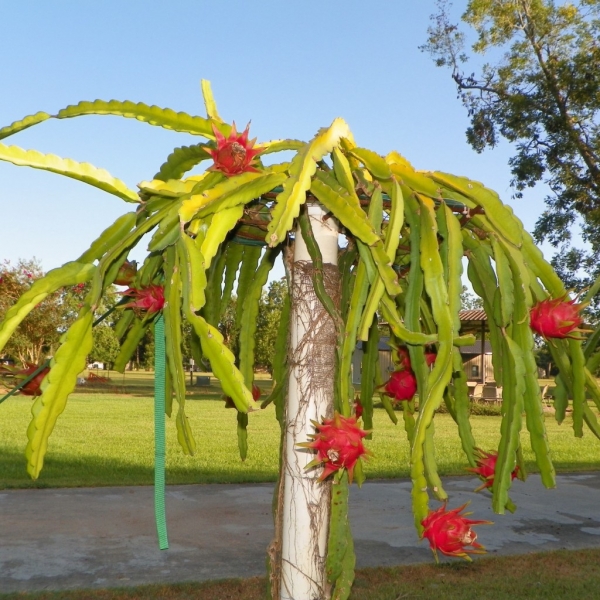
(421, 503, 492, 561)
(114, 260, 137, 286)
(121, 285, 165, 314)
(383, 369, 417, 402)
(300, 412, 369, 483)
(207, 122, 263, 177)
(530, 295, 585, 339)
(466, 448, 519, 492)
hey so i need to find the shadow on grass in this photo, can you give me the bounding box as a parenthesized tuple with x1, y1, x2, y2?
(0, 449, 278, 490)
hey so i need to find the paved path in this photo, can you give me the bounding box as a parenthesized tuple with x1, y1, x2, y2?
(2, 473, 600, 593)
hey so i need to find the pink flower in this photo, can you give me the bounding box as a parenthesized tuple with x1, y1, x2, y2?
(121, 285, 164, 314)
(207, 122, 263, 177)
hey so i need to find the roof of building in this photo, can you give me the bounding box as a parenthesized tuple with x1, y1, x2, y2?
(458, 309, 487, 321)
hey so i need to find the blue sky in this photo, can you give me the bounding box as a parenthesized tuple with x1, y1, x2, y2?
(0, 1, 555, 275)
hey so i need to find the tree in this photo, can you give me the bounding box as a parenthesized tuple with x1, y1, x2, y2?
(422, 0, 600, 305)
(89, 325, 120, 368)
(255, 279, 288, 372)
(0, 259, 68, 364)
(461, 284, 484, 310)
(0, 80, 597, 599)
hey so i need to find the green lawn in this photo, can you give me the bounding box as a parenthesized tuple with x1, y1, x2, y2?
(2, 383, 600, 489)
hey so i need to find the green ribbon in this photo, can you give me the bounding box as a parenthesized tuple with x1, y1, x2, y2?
(154, 314, 169, 550)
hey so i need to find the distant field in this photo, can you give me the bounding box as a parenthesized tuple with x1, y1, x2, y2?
(2, 382, 600, 489)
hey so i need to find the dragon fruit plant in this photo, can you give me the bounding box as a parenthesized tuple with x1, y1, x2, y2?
(0, 80, 598, 599)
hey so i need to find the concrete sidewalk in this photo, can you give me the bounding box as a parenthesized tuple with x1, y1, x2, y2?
(2, 473, 600, 593)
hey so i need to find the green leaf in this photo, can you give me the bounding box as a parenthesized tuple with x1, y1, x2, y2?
(200, 205, 245, 268)
(113, 317, 151, 372)
(153, 144, 211, 181)
(55, 99, 217, 138)
(201, 80, 223, 122)
(0, 111, 51, 140)
(350, 147, 392, 180)
(0, 261, 96, 354)
(430, 172, 523, 248)
(180, 171, 286, 222)
(139, 178, 198, 198)
(239, 248, 281, 387)
(328, 471, 356, 600)
(77, 212, 137, 263)
(256, 139, 306, 155)
(185, 311, 257, 413)
(0, 143, 139, 203)
(164, 246, 196, 456)
(267, 118, 353, 246)
(26, 310, 94, 479)
(309, 172, 379, 246)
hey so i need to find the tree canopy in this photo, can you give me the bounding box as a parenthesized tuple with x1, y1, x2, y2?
(0, 259, 68, 364)
(422, 0, 600, 300)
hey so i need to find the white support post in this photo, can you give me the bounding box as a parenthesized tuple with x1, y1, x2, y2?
(280, 204, 339, 600)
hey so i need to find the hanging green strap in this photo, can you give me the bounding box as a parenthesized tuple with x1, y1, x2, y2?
(154, 314, 169, 550)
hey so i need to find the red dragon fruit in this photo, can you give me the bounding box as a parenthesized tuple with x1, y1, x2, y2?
(421, 503, 492, 561)
(383, 369, 417, 402)
(300, 412, 369, 483)
(114, 260, 137, 286)
(530, 295, 585, 339)
(466, 448, 519, 492)
(121, 285, 165, 314)
(207, 122, 263, 177)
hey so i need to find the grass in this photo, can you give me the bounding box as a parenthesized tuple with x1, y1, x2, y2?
(3, 548, 600, 599)
(2, 376, 600, 489)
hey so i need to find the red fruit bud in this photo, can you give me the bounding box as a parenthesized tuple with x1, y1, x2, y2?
(354, 396, 363, 419)
(396, 347, 411, 370)
(530, 295, 584, 339)
(114, 260, 137, 286)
